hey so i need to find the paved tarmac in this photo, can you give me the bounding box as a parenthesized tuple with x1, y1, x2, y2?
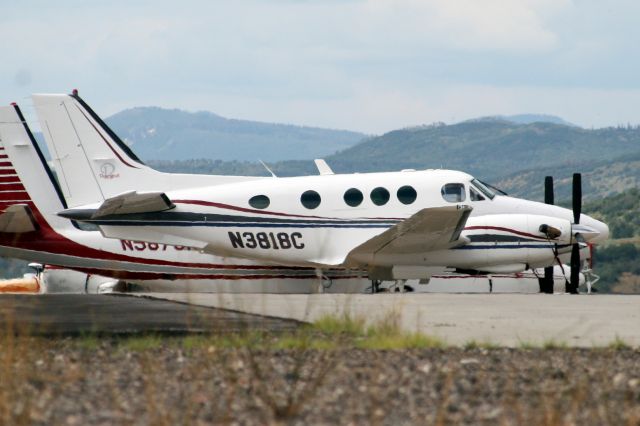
(141, 292, 640, 347)
(0, 294, 299, 335)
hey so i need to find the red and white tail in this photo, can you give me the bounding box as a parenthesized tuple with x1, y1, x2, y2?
(0, 106, 36, 212)
(32, 91, 264, 208)
(0, 104, 72, 231)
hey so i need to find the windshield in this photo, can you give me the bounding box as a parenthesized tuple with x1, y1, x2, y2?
(471, 179, 496, 200)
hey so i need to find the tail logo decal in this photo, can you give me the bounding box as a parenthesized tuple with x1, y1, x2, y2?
(99, 162, 120, 179)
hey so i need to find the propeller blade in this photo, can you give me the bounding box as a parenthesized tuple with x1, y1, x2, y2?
(572, 173, 582, 224)
(569, 243, 580, 294)
(544, 176, 554, 205)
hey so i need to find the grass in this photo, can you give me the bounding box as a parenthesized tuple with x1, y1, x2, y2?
(161, 312, 448, 352)
(608, 336, 632, 350)
(541, 339, 569, 350)
(463, 339, 499, 350)
(119, 334, 164, 352)
(313, 312, 446, 349)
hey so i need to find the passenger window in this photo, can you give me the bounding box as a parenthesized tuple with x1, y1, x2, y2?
(249, 195, 270, 209)
(470, 187, 485, 201)
(397, 185, 417, 205)
(344, 188, 363, 207)
(370, 187, 390, 206)
(301, 190, 321, 209)
(441, 183, 466, 203)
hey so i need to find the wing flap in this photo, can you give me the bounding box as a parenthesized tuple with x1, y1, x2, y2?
(346, 205, 472, 265)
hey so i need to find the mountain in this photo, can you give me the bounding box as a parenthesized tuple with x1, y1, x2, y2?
(583, 189, 640, 293)
(321, 121, 640, 181)
(105, 107, 367, 162)
(488, 114, 575, 126)
(148, 120, 640, 201)
(494, 152, 640, 201)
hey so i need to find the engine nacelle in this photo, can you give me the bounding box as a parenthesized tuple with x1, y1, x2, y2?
(461, 214, 573, 270)
(465, 214, 572, 244)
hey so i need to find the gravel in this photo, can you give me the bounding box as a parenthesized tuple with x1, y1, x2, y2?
(1, 339, 639, 425)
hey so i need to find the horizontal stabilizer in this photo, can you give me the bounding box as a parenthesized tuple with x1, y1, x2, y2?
(0, 204, 38, 233)
(59, 191, 174, 220)
(346, 205, 472, 265)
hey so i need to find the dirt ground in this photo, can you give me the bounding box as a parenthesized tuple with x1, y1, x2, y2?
(1, 338, 639, 425)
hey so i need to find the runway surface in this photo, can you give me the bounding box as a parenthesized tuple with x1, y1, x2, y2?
(141, 292, 640, 347)
(0, 294, 299, 335)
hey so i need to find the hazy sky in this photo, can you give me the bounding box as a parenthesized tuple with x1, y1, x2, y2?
(3, 0, 640, 133)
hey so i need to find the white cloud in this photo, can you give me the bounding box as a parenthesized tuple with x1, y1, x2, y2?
(357, 0, 567, 52)
(2, 0, 640, 135)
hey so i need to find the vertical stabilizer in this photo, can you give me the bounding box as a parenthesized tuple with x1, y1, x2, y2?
(0, 104, 72, 230)
(33, 92, 264, 208)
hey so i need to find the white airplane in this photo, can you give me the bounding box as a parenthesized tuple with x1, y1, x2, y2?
(0, 103, 366, 293)
(31, 92, 609, 293)
(0, 102, 580, 295)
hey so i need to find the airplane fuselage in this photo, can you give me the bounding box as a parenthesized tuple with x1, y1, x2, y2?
(77, 169, 608, 278)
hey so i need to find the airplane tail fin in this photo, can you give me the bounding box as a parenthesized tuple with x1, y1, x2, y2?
(32, 91, 264, 208)
(0, 104, 72, 231)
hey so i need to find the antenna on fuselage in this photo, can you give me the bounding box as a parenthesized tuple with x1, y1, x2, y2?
(258, 160, 277, 178)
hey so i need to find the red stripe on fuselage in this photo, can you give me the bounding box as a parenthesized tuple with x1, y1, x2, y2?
(174, 199, 404, 221)
(463, 226, 547, 241)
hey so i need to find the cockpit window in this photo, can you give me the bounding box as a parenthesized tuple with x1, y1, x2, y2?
(470, 187, 485, 201)
(471, 179, 495, 200)
(441, 183, 466, 203)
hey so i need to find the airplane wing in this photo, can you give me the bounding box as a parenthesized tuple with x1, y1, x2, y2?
(0, 204, 38, 233)
(59, 191, 174, 220)
(345, 205, 472, 266)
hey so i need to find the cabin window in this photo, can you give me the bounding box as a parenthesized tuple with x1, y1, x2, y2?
(344, 188, 363, 207)
(441, 183, 466, 203)
(397, 185, 417, 205)
(370, 187, 390, 206)
(301, 190, 321, 209)
(470, 187, 485, 201)
(249, 194, 270, 209)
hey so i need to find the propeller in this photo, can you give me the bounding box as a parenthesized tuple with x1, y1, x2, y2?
(542, 173, 582, 294)
(541, 176, 555, 293)
(568, 173, 582, 294)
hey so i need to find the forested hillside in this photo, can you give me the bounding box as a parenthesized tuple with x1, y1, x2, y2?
(582, 189, 640, 293)
(148, 120, 640, 201)
(106, 107, 367, 162)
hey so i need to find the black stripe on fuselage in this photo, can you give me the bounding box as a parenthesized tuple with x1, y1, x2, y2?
(71, 210, 401, 227)
(468, 234, 545, 243)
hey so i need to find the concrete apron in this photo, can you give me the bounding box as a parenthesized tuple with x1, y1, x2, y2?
(136, 293, 640, 348)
